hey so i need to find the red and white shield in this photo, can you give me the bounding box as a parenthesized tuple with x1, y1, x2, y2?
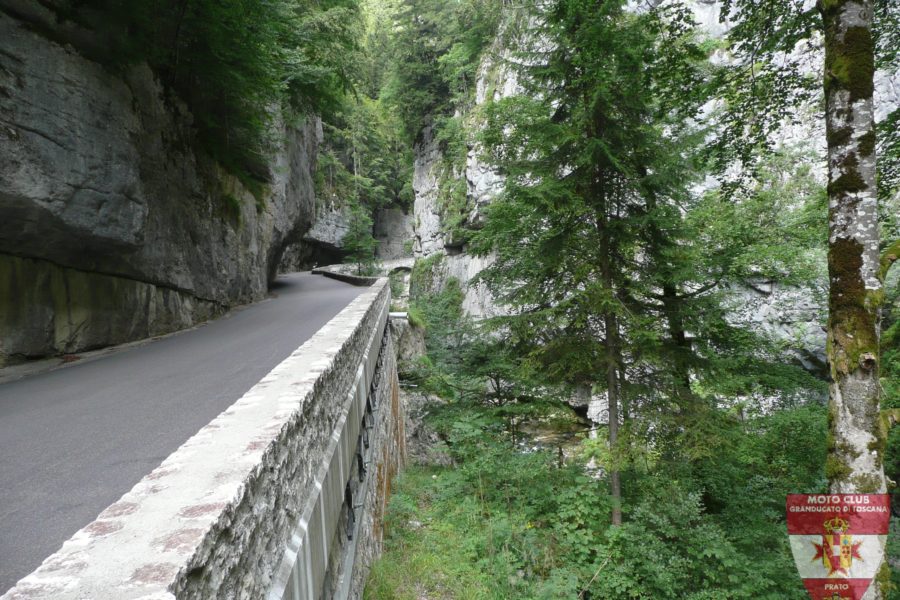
(787, 494, 891, 600)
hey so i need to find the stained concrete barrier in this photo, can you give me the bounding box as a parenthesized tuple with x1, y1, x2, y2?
(3, 278, 405, 600)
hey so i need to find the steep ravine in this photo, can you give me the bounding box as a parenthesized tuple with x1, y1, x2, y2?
(0, 8, 321, 365)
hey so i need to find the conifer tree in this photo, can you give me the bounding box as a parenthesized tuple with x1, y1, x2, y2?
(472, 0, 708, 525)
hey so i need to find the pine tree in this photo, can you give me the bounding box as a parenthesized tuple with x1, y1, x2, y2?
(471, 0, 709, 525)
(343, 204, 377, 275)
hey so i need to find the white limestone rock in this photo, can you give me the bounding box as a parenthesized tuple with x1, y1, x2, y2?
(304, 204, 352, 250)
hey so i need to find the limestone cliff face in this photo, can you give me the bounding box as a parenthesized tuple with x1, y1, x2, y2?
(0, 9, 320, 364)
(410, 40, 519, 318)
(374, 207, 415, 261)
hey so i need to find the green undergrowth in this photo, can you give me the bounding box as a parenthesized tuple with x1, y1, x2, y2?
(364, 467, 504, 600)
(883, 275, 900, 562)
(366, 264, 886, 599)
(365, 400, 864, 599)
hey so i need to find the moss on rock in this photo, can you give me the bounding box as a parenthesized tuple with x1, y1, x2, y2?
(858, 130, 876, 157)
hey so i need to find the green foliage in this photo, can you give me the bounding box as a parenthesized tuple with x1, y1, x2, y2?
(471, 0, 824, 465)
(690, 148, 828, 286)
(718, 0, 899, 203)
(367, 397, 829, 599)
(712, 0, 819, 182)
(408, 278, 468, 385)
(883, 275, 900, 527)
(432, 116, 474, 243)
(342, 203, 378, 275)
(406, 305, 426, 330)
(366, 2, 853, 596)
(409, 252, 445, 299)
(380, 0, 502, 142)
(888, 517, 900, 599)
(471, 0, 706, 390)
(316, 96, 414, 212)
(389, 270, 407, 303)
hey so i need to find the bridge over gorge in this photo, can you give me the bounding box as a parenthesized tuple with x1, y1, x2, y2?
(0, 273, 406, 600)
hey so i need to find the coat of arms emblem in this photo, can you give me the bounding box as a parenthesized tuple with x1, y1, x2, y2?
(787, 494, 891, 600)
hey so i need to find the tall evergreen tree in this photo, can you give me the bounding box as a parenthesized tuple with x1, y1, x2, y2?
(471, 0, 709, 525)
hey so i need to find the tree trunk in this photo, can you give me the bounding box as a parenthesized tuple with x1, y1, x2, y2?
(605, 311, 622, 526)
(820, 2, 886, 593)
(819, 0, 887, 584)
(596, 198, 622, 526)
(819, 0, 885, 494)
(662, 284, 694, 408)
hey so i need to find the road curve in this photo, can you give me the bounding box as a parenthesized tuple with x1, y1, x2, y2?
(0, 272, 365, 593)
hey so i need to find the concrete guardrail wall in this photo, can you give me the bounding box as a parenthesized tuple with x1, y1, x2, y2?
(4, 278, 405, 600)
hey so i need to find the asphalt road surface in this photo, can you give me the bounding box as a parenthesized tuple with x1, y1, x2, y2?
(0, 272, 365, 593)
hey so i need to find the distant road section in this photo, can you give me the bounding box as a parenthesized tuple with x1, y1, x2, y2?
(0, 272, 365, 593)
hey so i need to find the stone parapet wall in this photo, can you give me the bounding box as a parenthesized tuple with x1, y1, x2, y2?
(3, 278, 405, 600)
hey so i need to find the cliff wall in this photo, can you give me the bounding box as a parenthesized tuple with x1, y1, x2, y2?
(0, 5, 321, 365)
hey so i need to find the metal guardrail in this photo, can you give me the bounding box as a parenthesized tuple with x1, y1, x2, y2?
(268, 294, 390, 600)
(333, 324, 393, 600)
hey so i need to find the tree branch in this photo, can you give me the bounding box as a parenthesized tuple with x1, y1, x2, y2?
(646, 278, 723, 301)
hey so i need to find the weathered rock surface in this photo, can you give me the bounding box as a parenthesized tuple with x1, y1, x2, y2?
(304, 204, 351, 251)
(408, 37, 521, 318)
(726, 281, 829, 376)
(0, 9, 319, 364)
(390, 317, 425, 368)
(411, 126, 446, 258)
(0, 255, 221, 361)
(401, 390, 452, 467)
(374, 207, 414, 260)
(275, 203, 353, 271)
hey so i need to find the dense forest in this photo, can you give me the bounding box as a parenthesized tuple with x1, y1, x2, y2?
(20, 0, 900, 597)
